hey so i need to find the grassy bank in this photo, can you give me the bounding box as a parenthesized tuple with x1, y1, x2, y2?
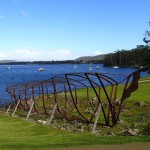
(0, 76, 150, 150)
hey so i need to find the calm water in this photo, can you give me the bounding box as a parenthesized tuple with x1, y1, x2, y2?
(0, 64, 148, 106)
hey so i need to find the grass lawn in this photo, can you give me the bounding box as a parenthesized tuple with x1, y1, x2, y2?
(0, 112, 150, 150)
(0, 75, 150, 150)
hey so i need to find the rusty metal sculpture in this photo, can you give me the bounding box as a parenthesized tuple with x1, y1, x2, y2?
(6, 66, 149, 127)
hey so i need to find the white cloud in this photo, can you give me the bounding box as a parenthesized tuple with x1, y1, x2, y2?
(94, 50, 103, 55)
(0, 52, 6, 58)
(0, 49, 80, 61)
(21, 10, 30, 17)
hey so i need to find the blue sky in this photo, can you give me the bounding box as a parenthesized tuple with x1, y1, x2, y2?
(0, 0, 150, 61)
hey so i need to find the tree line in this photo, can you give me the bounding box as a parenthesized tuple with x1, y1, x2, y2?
(0, 60, 75, 65)
(103, 45, 150, 67)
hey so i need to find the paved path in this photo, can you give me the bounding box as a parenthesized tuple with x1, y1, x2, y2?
(55, 143, 150, 150)
(139, 79, 150, 83)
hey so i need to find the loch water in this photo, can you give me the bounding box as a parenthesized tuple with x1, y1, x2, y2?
(0, 64, 148, 106)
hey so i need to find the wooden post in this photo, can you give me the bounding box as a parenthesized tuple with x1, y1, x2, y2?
(6, 104, 11, 114)
(46, 103, 57, 125)
(12, 100, 21, 117)
(92, 103, 101, 134)
(26, 101, 34, 120)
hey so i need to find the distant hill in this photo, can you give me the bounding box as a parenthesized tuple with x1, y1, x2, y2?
(0, 60, 17, 64)
(75, 54, 105, 63)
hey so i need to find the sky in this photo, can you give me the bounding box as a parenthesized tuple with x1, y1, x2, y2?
(0, 0, 150, 61)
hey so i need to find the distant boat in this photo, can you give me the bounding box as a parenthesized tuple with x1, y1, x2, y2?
(74, 62, 77, 69)
(37, 68, 45, 71)
(113, 66, 119, 69)
(8, 66, 11, 70)
(89, 67, 92, 70)
(95, 66, 100, 69)
(74, 64, 77, 69)
(89, 63, 93, 70)
(140, 66, 143, 68)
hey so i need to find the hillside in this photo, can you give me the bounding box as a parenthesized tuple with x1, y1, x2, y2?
(0, 60, 17, 64)
(75, 54, 105, 63)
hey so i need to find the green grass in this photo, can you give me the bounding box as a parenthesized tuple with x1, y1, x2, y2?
(0, 112, 150, 150)
(139, 75, 150, 81)
(0, 76, 150, 150)
(126, 82, 150, 103)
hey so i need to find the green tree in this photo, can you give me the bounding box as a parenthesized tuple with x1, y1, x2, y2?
(143, 21, 150, 45)
(143, 21, 150, 74)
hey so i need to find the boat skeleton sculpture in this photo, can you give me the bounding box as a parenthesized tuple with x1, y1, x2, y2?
(6, 66, 149, 128)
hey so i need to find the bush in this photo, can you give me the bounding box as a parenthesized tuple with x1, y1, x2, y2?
(142, 122, 150, 135)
